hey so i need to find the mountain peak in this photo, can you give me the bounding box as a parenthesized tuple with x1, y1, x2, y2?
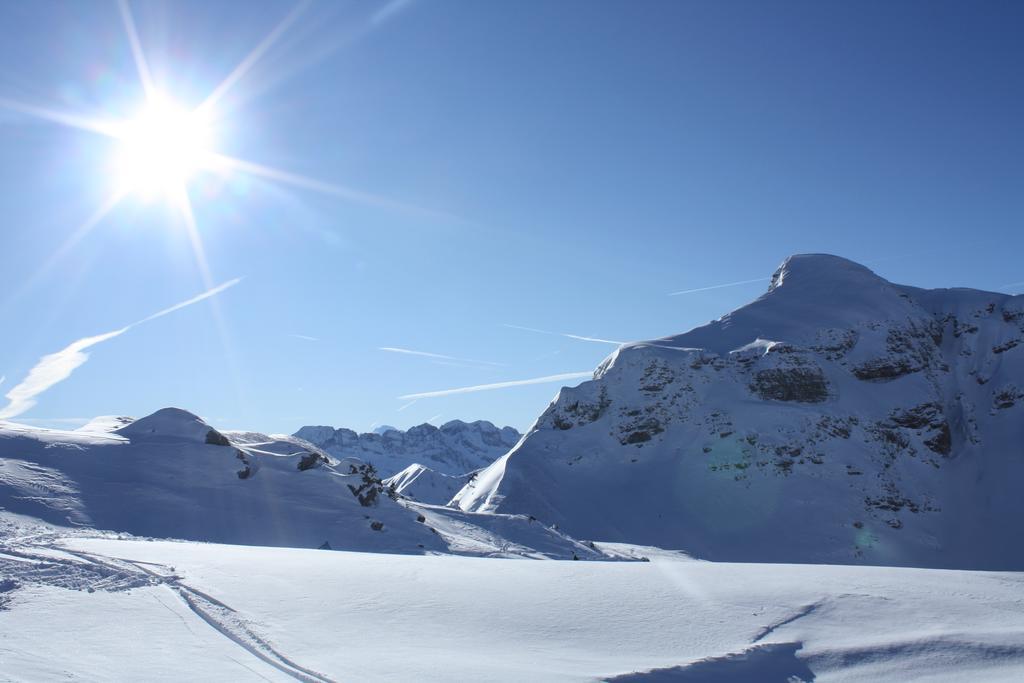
(769, 253, 884, 292)
(116, 407, 229, 445)
(653, 254, 911, 355)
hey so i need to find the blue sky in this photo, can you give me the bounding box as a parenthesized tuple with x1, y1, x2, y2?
(0, 0, 1021, 434)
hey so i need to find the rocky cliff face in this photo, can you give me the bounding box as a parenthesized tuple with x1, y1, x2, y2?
(455, 254, 1024, 570)
(294, 420, 521, 477)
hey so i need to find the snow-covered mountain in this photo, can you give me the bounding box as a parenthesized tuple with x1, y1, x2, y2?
(456, 254, 1024, 570)
(295, 419, 521, 477)
(0, 407, 598, 560)
(383, 463, 475, 505)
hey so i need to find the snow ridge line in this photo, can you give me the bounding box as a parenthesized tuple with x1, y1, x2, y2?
(10, 542, 335, 683)
(752, 599, 825, 643)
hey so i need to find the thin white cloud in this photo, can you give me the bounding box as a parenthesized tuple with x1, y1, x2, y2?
(396, 399, 418, 412)
(399, 371, 593, 400)
(668, 277, 770, 296)
(426, 413, 443, 424)
(137, 277, 243, 324)
(0, 327, 130, 419)
(371, 0, 415, 25)
(379, 346, 503, 367)
(0, 375, 5, 387)
(289, 333, 319, 342)
(502, 324, 624, 346)
(0, 278, 242, 420)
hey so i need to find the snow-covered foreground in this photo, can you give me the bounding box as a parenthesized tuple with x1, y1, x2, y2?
(3, 526, 1022, 682)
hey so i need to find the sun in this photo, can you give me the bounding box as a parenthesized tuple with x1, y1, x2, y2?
(112, 94, 214, 199)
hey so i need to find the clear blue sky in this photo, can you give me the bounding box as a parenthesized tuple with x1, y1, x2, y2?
(0, 0, 1021, 433)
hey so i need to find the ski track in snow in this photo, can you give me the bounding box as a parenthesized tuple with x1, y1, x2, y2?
(0, 535, 332, 683)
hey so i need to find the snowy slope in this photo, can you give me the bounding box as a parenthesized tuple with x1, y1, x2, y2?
(383, 463, 474, 504)
(295, 419, 521, 477)
(1, 520, 1022, 681)
(0, 408, 596, 559)
(457, 254, 1024, 570)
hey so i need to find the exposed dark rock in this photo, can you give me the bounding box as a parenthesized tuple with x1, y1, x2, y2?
(550, 387, 611, 430)
(924, 423, 952, 456)
(619, 417, 664, 445)
(853, 358, 919, 382)
(992, 339, 1021, 355)
(205, 429, 231, 446)
(994, 386, 1024, 410)
(297, 452, 324, 471)
(885, 403, 952, 456)
(235, 450, 253, 479)
(890, 402, 943, 430)
(750, 367, 829, 403)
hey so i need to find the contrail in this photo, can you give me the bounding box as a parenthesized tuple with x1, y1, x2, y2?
(502, 324, 624, 346)
(137, 278, 242, 324)
(0, 278, 242, 420)
(668, 277, 770, 296)
(399, 371, 592, 400)
(379, 346, 503, 367)
(289, 334, 319, 342)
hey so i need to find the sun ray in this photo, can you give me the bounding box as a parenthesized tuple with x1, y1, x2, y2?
(0, 96, 120, 138)
(117, 0, 156, 100)
(171, 183, 214, 289)
(171, 181, 248, 419)
(202, 151, 457, 221)
(199, 1, 417, 120)
(195, 0, 312, 118)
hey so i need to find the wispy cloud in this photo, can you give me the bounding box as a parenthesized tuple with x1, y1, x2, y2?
(0, 375, 5, 387)
(502, 324, 624, 346)
(397, 399, 418, 412)
(399, 371, 592, 400)
(668, 277, 770, 296)
(370, 0, 415, 25)
(0, 278, 242, 420)
(289, 333, 319, 342)
(379, 346, 503, 367)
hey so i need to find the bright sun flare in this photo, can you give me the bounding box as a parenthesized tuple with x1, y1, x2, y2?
(113, 95, 213, 199)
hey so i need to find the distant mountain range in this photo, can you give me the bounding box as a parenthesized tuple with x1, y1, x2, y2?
(455, 254, 1024, 570)
(294, 420, 521, 478)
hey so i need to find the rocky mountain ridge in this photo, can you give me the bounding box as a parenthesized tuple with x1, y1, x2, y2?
(295, 419, 521, 477)
(455, 254, 1024, 570)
